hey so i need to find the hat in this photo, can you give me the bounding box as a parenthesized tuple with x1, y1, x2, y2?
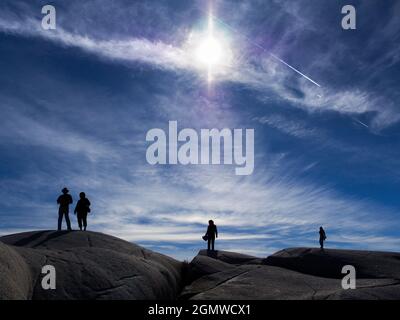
(62, 187, 69, 193)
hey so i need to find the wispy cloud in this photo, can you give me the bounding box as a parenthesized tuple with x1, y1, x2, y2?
(0, 1, 399, 261)
(0, 8, 398, 131)
(0, 110, 114, 162)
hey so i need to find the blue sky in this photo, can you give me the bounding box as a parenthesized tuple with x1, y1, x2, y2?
(0, 0, 399, 260)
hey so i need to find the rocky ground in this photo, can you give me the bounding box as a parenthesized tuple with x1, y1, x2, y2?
(0, 231, 182, 299)
(182, 248, 400, 299)
(1, 230, 400, 300)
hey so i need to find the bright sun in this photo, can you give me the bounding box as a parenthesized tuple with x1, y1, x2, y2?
(188, 12, 232, 82)
(196, 36, 223, 67)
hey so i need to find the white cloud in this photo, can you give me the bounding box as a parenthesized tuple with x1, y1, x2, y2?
(0, 4, 399, 261)
(0, 108, 115, 162)
(0, 15, 398, 130)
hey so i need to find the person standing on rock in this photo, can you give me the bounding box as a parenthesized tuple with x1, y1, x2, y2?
(57, 187, 73, 231)
(74, 192, 91, 231)
(206, 220, 218, 251)
(319, 226, 327, 250)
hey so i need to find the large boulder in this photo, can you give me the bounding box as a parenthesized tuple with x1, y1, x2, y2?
(0, 230, 183, 300)
(0, 242, 32, 299)
(182, 250, 264, 288)
(181, 248, 400, 300)
(2, 232, 400, 300)
(264, 248, 400, 279)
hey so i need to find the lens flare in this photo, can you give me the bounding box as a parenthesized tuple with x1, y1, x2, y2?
(196, 36, 222, 67)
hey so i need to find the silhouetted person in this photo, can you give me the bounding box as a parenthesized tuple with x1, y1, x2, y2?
(206, 220, 218, 251)
(319, 226, 327, 250)
(57, 187, 73, 231)
(74, 192, 91, 231)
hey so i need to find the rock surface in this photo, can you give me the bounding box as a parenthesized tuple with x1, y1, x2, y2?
(0, 242, 32, 299)
(181, 248, 400, 300)
(264, 247, 400, 279)
(0, 230, 183, 300)
(1, 231, 400, 300)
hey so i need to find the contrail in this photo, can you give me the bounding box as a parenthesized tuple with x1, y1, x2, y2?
(269, 53, 321, 87)
(352, 118, 369, 128)
(206, 12, 321, 87)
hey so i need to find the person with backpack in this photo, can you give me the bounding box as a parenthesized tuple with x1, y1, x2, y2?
(204, 220, 218, 251)
(74, 192, 91, 231)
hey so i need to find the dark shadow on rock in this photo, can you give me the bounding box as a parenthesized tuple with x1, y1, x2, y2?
(198, 249, 262, 265)
(33, 231, 72, 248)
(9, 231, 49, 247)
(206, 250, 218, 258)
(3, 230, 73, 248)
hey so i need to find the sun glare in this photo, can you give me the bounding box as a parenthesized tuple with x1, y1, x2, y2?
(187, 11, 232, 83)
(196, 36, 223, 67)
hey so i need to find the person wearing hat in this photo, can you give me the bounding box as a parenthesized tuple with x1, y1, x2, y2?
(57, 187, 73, 231)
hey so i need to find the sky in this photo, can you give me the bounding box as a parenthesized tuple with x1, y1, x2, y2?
(0, 0, 399, 260)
